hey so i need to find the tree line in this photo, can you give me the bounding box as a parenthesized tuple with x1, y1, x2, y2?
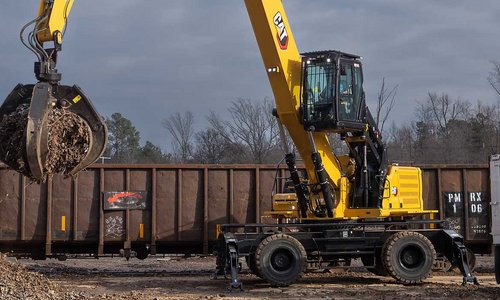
(104, 62, 500, 165)
(386, 61, 500, 164)
(104, 98, 284, 164)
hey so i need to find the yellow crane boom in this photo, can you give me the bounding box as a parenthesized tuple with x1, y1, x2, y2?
(245, 0, 343, 189)
(36, 0, 74, 44)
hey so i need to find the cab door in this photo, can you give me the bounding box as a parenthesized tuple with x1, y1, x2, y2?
(337, 60, 364, 127)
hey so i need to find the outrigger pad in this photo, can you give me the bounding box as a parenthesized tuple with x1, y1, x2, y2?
(0, 83, 107, 181)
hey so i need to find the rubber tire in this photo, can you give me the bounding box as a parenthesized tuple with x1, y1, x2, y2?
(495, 245, 500, 284)
(135, 249, 149, 260)
(255, 234, 306, 287)
(361, 250, 388, 277)
(382, 231, 436, 284)
(245, 253, 261, 278)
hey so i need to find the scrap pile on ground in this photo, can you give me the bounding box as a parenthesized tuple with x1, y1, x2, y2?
(0, 103, 90, 182)
(0, 253, 85, 300)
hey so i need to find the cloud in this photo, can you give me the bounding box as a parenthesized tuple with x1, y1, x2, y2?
(0, 0, 499, 151)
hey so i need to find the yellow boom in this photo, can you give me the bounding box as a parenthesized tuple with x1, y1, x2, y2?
(244, 0, 343, 190)
(36, 0, 74, 44)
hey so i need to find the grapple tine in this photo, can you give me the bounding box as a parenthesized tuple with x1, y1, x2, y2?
(26, 82, 55, 181)
(52, 85, 107, 175)
(0, 83, 107, 181)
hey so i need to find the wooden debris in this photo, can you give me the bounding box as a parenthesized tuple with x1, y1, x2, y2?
(0, 104, 90, 182)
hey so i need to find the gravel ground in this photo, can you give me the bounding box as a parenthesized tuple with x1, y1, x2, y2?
(6, 255, 497, 300)
(0, 253, 86, 300)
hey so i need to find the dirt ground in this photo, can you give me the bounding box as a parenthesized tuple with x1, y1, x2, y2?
(10, 255, 498, 300)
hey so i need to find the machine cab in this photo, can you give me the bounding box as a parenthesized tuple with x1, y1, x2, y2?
(301, 51, 365, 132)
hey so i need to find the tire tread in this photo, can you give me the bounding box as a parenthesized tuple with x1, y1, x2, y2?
(382, 231, 436, 285)
(255, 233, 306, 287)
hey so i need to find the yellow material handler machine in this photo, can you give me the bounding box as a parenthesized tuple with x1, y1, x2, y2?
(214, 0, 478, 290)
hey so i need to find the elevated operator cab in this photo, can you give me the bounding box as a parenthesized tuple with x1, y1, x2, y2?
(301, 50, 366, 132)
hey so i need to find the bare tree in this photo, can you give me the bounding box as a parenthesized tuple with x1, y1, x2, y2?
(488, 61, 500, 97)
(425, 92, 470, 133)
(375, 78, 398, 133)
(162, 111, 194, 163)
(413, 93, 472, 163)
(193, 128, 228, 164)
(208, 98, 280, 163)
(386, 122, 414, 163)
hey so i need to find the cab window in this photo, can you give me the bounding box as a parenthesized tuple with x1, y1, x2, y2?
(339, 62, 362, 122)
(304, 62, 336, 123)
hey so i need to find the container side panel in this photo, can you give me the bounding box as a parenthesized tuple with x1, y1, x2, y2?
(51, 174, 72, 241)
(0, 171, 21, 240)
(421, 169, 439, 211)
(233, 170, 256, 224)
(259, 170, 278, 217)
(130, 170, 149, 190)
(103, 211, 126, 242)
(130, 170, 151, 241)
(208, 170, 228, 241)
(465, 168, 490, 242)
(440, 169, 464, 236)
(103, 170, 126, 242)
(25, 182, 47, 240)
(156, 170, 177, 241)
(76, 169, 100, 240)
(104, 170, 126, 191)
(181, 170, 203, 241)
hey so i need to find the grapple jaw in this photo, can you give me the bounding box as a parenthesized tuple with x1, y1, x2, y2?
(0, 83, 107, 181)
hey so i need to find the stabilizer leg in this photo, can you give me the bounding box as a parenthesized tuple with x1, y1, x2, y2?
(214, 233, 243, 291)
(453, 241, 479, 285)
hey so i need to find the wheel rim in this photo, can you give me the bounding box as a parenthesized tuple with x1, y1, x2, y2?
(399, 244, 425, 270)
(271, 249, 294, 272)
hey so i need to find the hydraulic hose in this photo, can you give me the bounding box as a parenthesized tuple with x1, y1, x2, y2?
(307, 129, 335, 218)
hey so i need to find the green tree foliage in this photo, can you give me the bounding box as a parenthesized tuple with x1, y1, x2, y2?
(140, 141, 172, 164)
(105, 113, 172, 164)
(106, 113, 141, 163)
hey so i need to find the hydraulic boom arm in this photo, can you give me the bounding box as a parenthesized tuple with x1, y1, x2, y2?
(245, 0, 342, 217)
(245, 0, 427, 220)
(36, 0, 74, 44)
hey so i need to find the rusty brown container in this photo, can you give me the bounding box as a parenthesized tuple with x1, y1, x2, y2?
(0, 163, 491, 258)
(419, 165, 491, 253)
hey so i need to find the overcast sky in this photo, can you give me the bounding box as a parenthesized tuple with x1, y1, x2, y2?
(1, 1, 499, 151)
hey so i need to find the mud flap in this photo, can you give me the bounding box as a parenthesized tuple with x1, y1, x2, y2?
(0, 83, 107, 181)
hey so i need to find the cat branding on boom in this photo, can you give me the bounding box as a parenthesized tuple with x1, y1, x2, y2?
(273, 12, 289, 50)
